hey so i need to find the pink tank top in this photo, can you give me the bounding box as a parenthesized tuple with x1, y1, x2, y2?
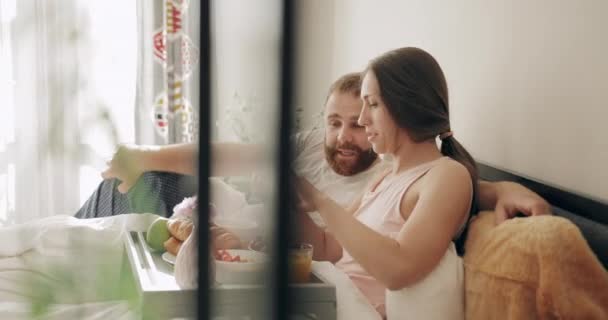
(334, 157, 470, 317)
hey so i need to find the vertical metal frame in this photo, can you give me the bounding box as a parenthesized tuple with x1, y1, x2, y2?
(197, 0, 211, 318)
(197, 1, 294, 319)
(273, 0, 295, 319)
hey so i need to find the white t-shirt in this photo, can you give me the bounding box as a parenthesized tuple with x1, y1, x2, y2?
(292, 129, 390, 226)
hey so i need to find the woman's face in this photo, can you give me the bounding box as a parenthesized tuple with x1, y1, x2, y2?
(358, 71, 401, 155)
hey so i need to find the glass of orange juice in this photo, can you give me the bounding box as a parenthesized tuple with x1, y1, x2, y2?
(288, 243, 313, 283)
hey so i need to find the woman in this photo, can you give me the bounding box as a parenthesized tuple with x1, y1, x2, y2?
(295, 47, 475, 319)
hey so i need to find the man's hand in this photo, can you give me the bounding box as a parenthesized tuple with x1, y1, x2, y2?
(101, 144, 147, 193)
(494, 182, 552, 224)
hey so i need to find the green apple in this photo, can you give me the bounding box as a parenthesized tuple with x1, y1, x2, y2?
(146, 217, 171, 252)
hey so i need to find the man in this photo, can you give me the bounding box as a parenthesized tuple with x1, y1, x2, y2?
(77, 73, 550, 225)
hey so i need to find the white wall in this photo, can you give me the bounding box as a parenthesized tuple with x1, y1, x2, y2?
(295, 0, 608, 201)
(211, 0, 281, 143)
(293, 0, 335, 129)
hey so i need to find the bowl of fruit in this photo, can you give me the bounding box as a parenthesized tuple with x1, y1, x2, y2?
(214, 249, 268, 285)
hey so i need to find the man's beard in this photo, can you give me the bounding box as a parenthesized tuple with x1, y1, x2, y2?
(324, 141, 378, 176)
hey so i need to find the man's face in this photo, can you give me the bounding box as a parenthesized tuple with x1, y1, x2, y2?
(324, 91, 378, 176)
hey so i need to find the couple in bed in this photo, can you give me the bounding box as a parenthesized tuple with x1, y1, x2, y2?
(78, 47, 553, 318)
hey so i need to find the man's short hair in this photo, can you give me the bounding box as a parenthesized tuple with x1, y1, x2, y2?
(325, 72, 362, 103)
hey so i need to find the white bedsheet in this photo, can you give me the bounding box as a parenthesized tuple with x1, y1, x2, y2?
(0, 214, 382, 320)
(0, 213, 157, 319)
(0, 301, 134, 320)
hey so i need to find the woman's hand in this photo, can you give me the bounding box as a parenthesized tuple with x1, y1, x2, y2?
(101, 144, 150, 193)
(210, 223, 242, 250)
(494, 182, 552, 224)
(293, 175, 322, 213)
(291, 175, 344, 262)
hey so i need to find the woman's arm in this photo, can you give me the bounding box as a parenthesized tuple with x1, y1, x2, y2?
(293, 210, 343, 262)
(290, 170, 394, 262)
(296, 160, 472, 290)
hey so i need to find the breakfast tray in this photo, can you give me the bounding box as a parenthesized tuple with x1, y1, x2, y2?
(123, 231, 337, 319)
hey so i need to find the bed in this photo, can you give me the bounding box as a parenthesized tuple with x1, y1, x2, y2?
(0, 214, 156, 319)
(1, 164, 605, 319)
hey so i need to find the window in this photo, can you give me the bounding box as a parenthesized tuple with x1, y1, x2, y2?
(1, 0, 136, 222)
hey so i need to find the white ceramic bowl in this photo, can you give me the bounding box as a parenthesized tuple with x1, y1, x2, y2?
(213, 218, 258, 244)
(214, 249, 268, 285)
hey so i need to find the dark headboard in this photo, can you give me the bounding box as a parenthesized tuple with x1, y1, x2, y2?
(477, 161, 608, 268)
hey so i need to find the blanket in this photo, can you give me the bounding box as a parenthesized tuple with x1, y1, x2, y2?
(0, 214, 158, 319)
(464, 211, 608, 319)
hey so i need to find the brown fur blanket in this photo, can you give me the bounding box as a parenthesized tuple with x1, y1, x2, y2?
(464, 211, 608, 319)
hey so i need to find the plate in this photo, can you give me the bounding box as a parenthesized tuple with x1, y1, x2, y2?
(162, 252, 176, 265)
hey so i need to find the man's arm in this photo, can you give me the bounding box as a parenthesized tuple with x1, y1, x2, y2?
(102, 143, 198, 193)
(477, 181, 501, 211)
(102, 142, 269, 193)
(137, 142, 269, 176)
(142, 143, 198, 175)
(211, 143, 269, 177)
(477, 180, 552, 224)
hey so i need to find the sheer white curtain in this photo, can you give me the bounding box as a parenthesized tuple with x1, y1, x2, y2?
(0, 0, 136, 223)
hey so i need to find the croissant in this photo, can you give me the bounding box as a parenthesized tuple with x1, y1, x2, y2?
(167, 218, 194, 241)
(163, 236, 183, 256)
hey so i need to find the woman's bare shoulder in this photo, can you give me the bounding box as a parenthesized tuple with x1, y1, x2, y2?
(422, 158, 472, 195)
